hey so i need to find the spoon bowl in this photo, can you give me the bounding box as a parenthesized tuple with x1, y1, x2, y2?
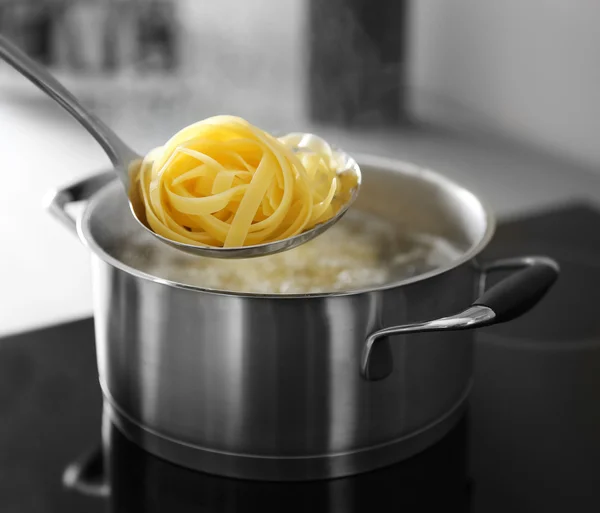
(0, 35, 361, 258)
(139, 149, 361, 259)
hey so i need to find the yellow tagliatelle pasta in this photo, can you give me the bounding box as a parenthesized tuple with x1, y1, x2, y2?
(133, 115, 351, 248)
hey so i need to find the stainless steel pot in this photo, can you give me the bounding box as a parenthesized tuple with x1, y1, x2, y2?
(46, 154, 558, 481)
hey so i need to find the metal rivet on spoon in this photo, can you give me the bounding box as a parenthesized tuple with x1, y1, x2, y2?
(0, 35, 361, 259)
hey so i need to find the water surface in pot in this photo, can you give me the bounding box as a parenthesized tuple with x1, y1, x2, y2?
(85, 160, 491, 295)
(110, 209, 463, 294)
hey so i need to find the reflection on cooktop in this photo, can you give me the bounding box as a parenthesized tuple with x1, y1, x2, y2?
(471, 330, 600, 513)
(469, 205, 600, 513)
(469, 259, 600, 512)
(99, 412, 470, 512)
(1, 203, 600, 513)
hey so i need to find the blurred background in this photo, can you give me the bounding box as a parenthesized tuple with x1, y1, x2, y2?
(2, 0, 600, 334)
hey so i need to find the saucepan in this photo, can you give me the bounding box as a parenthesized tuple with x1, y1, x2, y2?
(46, 154, 558, 481)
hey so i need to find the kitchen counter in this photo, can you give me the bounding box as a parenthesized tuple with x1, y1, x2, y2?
(2, 92, 600, 337)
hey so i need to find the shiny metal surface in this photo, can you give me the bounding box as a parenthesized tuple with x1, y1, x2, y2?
(47, 155, 555, 480)
(0, 33, 148, 245)
(362, 254, 559, 380)
(62, 449, 110, 498)
(3, 33, 359, 260)
(44, 171, 116, 234)
(102, 385, 470, 481)
(361, 306, 495, 381)
(90, 254, 474, 460)
(0, 35, 139, 184)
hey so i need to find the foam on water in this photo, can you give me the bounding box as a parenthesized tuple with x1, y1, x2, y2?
(112, 210, 464, 294)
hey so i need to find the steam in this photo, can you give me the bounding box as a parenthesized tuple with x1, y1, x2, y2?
(306, 0, 409, 128)
(75, 0, 409, 150)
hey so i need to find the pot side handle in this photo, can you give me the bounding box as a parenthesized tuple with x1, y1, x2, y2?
(44, 171, 115, 235)
(361, 256, 559, 381)
(62, 446, 109, 498)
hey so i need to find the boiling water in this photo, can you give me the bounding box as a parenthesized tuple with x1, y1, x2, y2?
(112, 210, 464, 294)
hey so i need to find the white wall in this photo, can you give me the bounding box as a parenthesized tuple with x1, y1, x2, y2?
(411, 0, 600, 169)
(181, 0, 600, 169)
(176, 0, 306, 131)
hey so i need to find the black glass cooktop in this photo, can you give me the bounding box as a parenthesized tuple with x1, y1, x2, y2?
(1, 203, 600, 513)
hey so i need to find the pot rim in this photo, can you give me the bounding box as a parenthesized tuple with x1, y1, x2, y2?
(77, 153, 497, 298)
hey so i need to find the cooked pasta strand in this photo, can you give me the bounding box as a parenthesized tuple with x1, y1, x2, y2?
(134, 116, 345, 248)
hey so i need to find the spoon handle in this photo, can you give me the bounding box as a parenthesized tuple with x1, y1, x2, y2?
(0, 34, 138, 170)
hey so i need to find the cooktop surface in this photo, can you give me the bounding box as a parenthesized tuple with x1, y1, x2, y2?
(1, 203, 599, 513)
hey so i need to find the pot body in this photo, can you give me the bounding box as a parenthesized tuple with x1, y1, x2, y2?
(51, 156, 511, 480)
(93, 252, 476, 480)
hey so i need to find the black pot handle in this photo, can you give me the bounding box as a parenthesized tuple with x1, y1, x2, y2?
(474, 256, 559, 322)
(361, 256, 559, 381)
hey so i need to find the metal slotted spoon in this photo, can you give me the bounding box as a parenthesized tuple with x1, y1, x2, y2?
(0, 34, 361, 259)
